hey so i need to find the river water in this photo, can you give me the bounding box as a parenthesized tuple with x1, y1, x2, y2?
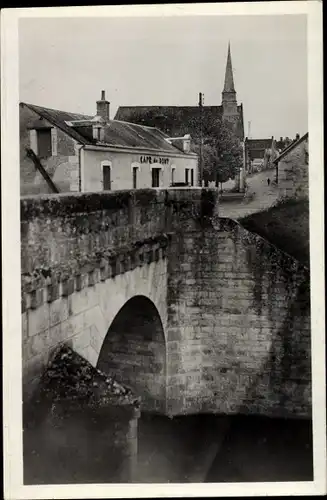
(24, 409, 313, 484)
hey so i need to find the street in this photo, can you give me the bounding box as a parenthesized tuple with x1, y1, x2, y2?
(220, 169, 279, 219)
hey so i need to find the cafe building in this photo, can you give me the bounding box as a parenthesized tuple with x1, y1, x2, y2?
(20, 91, 198, 195)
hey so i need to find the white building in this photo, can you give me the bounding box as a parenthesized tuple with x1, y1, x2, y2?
(20, 91, 198, 195)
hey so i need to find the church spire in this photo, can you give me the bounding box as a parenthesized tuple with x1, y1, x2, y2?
(223, 41, 235, 93)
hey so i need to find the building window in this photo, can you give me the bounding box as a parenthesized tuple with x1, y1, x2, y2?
(152, 168, 160, 188)
(185, 168, 189, 185)
(185, 168, 194, 186)
(190, 169, 194, 186)
(37, 129, 52, 158)
(102, 164, 112, 190)
(171, 165, 176, 186)
(132, 166, 138, 189)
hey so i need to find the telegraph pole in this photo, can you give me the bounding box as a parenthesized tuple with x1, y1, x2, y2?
(198, 92, 204, 186)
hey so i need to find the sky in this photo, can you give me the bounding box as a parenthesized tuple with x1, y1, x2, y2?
(19, 14, 308, 139)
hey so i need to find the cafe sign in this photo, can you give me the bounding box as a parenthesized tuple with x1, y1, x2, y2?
(140, 155, 169, 165)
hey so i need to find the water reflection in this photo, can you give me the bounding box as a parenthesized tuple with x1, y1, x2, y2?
(23, 407, 313, 484)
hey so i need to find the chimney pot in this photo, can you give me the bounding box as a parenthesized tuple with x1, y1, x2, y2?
(96, 91, 110, 121)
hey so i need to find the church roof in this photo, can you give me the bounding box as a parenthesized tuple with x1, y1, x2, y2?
(223, 42, 235, 93)
(115, 105, 243, 137)
(114, 105, 224, 137)
(114, 104, 244, 139)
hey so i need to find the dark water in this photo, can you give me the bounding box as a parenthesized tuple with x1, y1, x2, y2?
(205, 415, 313, 482)
(24, 409, 313, 484)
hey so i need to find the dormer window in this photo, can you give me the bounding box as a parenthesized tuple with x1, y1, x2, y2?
(93, 125, 104, 142)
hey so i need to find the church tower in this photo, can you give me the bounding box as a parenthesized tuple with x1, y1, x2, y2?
(221, 42, 239, 129)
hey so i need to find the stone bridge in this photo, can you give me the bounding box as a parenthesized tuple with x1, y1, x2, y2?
(21, 188, 311, 418)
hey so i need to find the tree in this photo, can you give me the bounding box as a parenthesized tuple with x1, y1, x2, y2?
(191, 116, 243, 189)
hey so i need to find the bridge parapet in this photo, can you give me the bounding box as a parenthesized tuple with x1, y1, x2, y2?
(21, 188, 218, 312)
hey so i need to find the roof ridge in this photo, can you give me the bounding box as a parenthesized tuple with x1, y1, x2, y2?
(273, 132, 308, 164)
(117, 105, 222, 109)
(21, 102, 92, 119)
(114, 118, 163, 132)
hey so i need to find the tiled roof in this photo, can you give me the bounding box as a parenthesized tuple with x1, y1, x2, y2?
(273, 132, 308, 164)
(21, 102, 194, 155)
(21, 103, 93, 144)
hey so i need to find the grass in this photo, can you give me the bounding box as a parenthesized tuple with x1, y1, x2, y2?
(239, 198, 310, 267)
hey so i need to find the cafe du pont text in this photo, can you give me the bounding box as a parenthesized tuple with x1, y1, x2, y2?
(140, 156, 170, 165)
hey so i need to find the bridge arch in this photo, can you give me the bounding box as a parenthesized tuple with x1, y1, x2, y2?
(97, 295, 167, 413)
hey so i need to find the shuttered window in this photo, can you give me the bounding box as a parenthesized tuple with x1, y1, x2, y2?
(37, 129, 52, 158)
(103, 165, 111, 190)
(152, 168, 160, 187)
(133, 167, 138, 189)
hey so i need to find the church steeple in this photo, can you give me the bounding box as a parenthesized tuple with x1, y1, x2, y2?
(223, 41, 235, 93)
(222, 42, 238, 118)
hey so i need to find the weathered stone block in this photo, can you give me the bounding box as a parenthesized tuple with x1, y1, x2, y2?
(46, 282, 59, 303)
(48, 323, 62, 346)
(61, 312, 84, 339)
(24, 329, 54, 360)
(27, 304, 50, 337)
(30, 288, 44, 309)
(49, 297, 69, 327)
(61, 278, 75, 297)
(69, 287, 98, 315)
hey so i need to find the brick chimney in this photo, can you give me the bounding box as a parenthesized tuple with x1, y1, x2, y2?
(96, 90, 110, 121)
(296, 133, 300, 140)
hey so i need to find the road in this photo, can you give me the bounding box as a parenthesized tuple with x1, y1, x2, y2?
(219, 169, 279, 220)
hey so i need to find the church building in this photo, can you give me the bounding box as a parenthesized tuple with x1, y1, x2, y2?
(115, 43, 244, 141)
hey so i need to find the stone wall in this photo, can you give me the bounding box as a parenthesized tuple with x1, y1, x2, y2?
(21, 188, 311, 419)
(21, 189, 177, 401)
(21, 188, 211, 404)
(166, 215, 311, 419)
(20, 104, 80, 195)
(276, 136, 309, 201)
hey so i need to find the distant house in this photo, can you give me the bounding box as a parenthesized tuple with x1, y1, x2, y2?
(273, 132, 309, 201)
(114, 43, 245, 142)
(244, 137, 278, 173)
(20, 91, 198, 195)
